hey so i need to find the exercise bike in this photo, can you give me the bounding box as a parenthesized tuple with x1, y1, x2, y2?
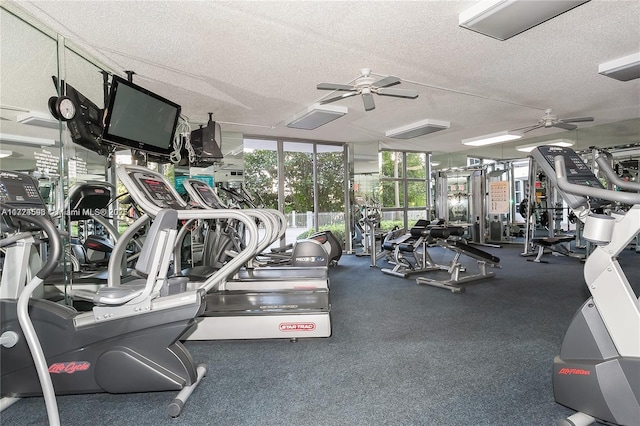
(0, 171, 207, 422)
(539, 148, 639, 426)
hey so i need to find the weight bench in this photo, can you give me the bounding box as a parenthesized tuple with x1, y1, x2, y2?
(528, 235, 579, 263)
(416, 238, 500, 293)
(381, 220, 449, 278)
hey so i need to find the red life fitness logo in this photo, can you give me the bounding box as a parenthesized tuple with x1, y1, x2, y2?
(48, 361, 91, 374)
(279, 322, 316, 332)
(557, 368, 590, 376)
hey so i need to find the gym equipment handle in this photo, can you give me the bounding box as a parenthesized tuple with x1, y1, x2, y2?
(554, 156, 640, 205)
(595, 156, 640, 192)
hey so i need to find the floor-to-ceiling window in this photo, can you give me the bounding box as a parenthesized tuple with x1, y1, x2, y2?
(315, 143, 345, 231)
(243, 138, 346, 247)
(379, 150, 430, 230)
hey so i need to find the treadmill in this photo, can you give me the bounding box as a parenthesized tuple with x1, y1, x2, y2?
(182, 178, 330, 286)
(117, 165, 331, 341)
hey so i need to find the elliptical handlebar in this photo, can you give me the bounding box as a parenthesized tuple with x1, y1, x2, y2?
(1, 209, 63, 425)
(554, 155, 640, 205)
(595, 155, 640, 192)
(16, 214, 63, 280)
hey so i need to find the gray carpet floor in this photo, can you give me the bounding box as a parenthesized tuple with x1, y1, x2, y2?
(2, 243, 638, 425)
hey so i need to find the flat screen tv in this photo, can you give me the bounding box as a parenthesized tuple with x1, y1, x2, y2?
(101, 75, 181, 157)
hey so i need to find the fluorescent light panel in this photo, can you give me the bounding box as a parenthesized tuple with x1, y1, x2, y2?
(287, 104, 348, 130)
(516, 139, 574, 153)
(385, 119, 450, 139)
(459, 0, 590, 41)
(598, 52, 640, 82)
(17, 111, 59, 129)
(0, 133, 56, 147)
(462, 130, 522, 146)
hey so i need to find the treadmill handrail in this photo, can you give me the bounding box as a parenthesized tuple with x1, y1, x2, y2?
(115, 165, 261, 292)
(595, 155, 640, 192)
(554, 156, 640, 205)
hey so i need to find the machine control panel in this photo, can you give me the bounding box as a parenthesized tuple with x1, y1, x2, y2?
(531, 146, 603, 209)
(537, 146, 604, 187)
(185, 180, 218, 208)
(0, 171, 43, 205)
(0, 171, 51, 230)
(127, 170, 186, 210)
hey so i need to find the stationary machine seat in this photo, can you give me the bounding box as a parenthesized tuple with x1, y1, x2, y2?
(75, 210, 187, 306)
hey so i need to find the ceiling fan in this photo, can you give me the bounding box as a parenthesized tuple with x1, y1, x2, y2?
(317, 68, 418, 111)
(515, 108, 594, 133)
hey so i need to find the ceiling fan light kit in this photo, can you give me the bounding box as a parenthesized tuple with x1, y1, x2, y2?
(286, 103, 348, 130)
(462, 130, 523, 146)
(598, 52, 640, 81)
(458, 0, 590, 40)
(386, 119, 450, 139)
(515, 108, 595, 133)
(317, 69, 418, 111)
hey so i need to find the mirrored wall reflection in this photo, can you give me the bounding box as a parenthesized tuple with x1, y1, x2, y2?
(351, 142, 379, 218)
(0, 7, 61, 211)
(63, 45, 111, 186)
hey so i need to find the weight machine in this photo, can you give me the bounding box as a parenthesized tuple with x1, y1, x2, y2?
(353, 200, 390, 267)
(521, 150, 586, 262)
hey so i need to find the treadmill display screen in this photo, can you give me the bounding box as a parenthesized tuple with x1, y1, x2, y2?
(192, 182, 217, 207)
(138, 177, 183, 209)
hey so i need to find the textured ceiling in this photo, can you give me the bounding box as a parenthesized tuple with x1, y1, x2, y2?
(4, 0, 640, 163)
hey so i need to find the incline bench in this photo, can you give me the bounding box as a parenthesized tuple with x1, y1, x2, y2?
(527, 235, 582, 263)
(415, 232, 501, 293)
(381, 220, 448, 278)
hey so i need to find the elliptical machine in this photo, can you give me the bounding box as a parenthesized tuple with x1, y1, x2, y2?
(541, 148, 639, 426)
(0, 171, 207, 421)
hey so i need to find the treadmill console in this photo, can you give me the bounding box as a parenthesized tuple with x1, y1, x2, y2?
(530, 146, 604, 209)
(185, 180, 218, 208)
(127, 170, 185, 210)
(0, 170, 51, 231)
(66, 182, 114, 220)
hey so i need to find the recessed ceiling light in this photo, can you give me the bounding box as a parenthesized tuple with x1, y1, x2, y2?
(459, 0, 590, 41)
(287, 104, 348, 130)
(462, 130, 522, 146)
(385, 119, 450, 139)
(598, 52, 640, 81)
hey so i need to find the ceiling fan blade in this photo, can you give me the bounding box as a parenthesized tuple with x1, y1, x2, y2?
(319, 92, 358, 104)
(553, 122, 578, 131)
(371, 75, 401, 88)
(317, 83, 356, 91)
(515, 124, 543, 134)
(362, 93, 375, 111)
(559, 116, 594, 123)
(376, 87, 419, 99)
